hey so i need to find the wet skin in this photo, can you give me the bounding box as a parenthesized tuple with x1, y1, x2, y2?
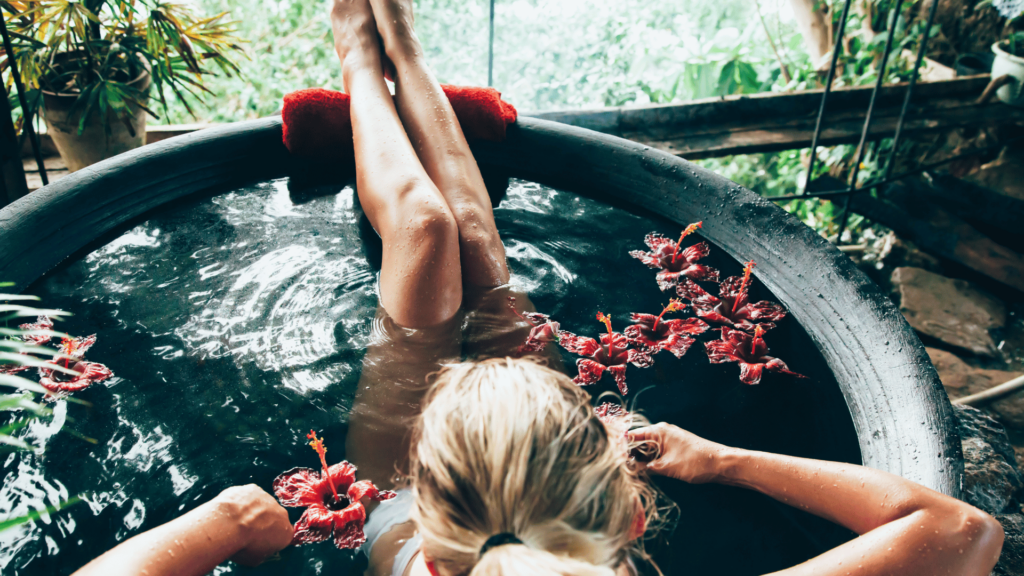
(70, 0, 1005, 574)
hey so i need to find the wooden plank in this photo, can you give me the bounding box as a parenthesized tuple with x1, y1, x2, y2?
(528, 76, 1024, 160)
(846, 179, 1024, 292)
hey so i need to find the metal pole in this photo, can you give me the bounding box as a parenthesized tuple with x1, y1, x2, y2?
(835, 0, 905, 240)
(881, 0, 940, 179)
(767, 135, 1024, 202)
(0, 7, 47, 186)
(800, 0, 854, 196)
(487, 0, 495, 87)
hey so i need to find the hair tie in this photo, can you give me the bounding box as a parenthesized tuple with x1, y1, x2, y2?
(479, 533, 523, 556)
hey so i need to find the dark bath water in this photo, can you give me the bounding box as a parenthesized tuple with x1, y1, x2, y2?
(2, 178, 859, 575)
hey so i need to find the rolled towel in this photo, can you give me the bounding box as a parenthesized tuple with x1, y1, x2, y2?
(281, 85, 517, 160)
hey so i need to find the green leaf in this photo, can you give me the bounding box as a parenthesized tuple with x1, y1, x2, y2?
(0, 374, 50, 395)
(0, 497, 82, 533)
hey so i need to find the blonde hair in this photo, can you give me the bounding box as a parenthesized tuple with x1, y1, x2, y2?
(410, 358, 657, 576)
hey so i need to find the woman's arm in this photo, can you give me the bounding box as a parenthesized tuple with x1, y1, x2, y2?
(73, 485, 293, 576)
(630, 423, 1004, 576)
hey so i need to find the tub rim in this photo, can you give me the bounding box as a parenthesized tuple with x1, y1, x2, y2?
(0, 115, 962, 497)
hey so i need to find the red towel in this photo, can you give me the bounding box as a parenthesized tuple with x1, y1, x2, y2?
(282, 85, 517, 160)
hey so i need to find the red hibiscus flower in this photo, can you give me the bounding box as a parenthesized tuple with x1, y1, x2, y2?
(507, 296, 560, 355)
(623, 299, 709, 358)
(38, 335, 113, 393)
(273, 431, 396, 549)
(704, 326, 807, 385)
(594, 402, 632, 454)
(676, 261, 786, 332)
(559, 313, 654, 395)
(629, 222, 720, 291)
(18, 315, 55, 346)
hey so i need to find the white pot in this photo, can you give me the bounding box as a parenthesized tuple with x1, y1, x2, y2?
(992, 41, 1024, 107)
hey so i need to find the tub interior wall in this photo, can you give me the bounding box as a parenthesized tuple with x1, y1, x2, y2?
(2, 173, 859, 575)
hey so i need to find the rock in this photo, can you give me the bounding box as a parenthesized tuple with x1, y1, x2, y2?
(892, 267, 1007, 357)
(928, 348, 1024, 428)
(955, 405, 1023, 516)
(995, 513, 1024, 576)
(965, 149, 1024, 204)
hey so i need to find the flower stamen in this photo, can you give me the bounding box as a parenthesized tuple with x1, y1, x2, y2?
(596, 312, 613, 334)
(670, 221, 703, 263)
(753, 325, 765, 356)
(307, 430, 339, 502)
(732, 261, 756, 315)
(653, 299, 685, 331)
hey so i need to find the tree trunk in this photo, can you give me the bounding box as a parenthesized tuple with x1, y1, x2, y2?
(790, 0, 833, 69)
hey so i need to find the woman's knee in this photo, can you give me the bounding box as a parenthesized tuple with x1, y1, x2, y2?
(392, 183, 460, 246)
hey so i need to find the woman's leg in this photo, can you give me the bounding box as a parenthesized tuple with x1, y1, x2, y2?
(330, 0, 463, 329)
(369, 0, 510, 289)
(330, 0, 463, 518)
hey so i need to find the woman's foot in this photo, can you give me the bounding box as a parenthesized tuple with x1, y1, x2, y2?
(366, 0, 421, 65)
(328, 0, 386, 88)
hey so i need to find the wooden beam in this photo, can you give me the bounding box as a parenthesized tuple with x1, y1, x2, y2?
(527, 76, 1024, 160)
(846, 179, 1024, 293)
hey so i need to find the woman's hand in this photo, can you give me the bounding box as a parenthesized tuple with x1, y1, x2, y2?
(628, 423, 737, 484)
(214, 485, 294, 567)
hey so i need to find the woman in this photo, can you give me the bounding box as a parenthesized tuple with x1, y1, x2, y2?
(73, 0, 1004, 574)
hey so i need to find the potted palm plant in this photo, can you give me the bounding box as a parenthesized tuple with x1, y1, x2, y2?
(1, 0, 244, 172)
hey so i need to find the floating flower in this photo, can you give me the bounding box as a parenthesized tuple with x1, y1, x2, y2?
(0, 362, 31, 376)
(629, 222, 720, 291)
(37, 334, 112, 393)
(507, 296, 560, 355)
(704, 326, 807, 385)
(18, 315, 54, 346)
(676, 261, 786, 332)
(594, 402, 632, 455)
(559, 313, 654, 395)
(623, 299, 709, 358)
(39, 361, 113, 393)
(273, 431, 396, 550)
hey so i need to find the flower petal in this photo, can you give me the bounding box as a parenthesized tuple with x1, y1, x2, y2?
(643, 233, 674, 252)
(573, 359, 606, 386)
(347, 480, 397, 503)
(0, 362, 32, 375)
(332, 502, 368, 549)
(738, 362, 765, 385)
(292, 504, 334, 545)
(719, 276, 744, 299)
(626, 348, 654, 368)
(273, 467, 326, 507)
(704, 340, 742, 364)
(744, 300, 787, 322)
(765, 358, 807, 379)
(326, 461, 358, 493)
(659, 333, 697, 358)
(679, 264, 720, 283)
(559, 332, 601, 357)
(629, 250, 663, 270)
(656, 270, 684, 291)
(69, 335, 97, 359)
(662, 317, 709, 336)
(676, 279, 716, 304)
(679, 241, 711, 264)
(19, 316, 54, 345)
(607, 365, 629, 395)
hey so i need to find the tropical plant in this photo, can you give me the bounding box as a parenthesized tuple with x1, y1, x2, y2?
(0, 0, 245, 134)
(0, 282, 82, 532)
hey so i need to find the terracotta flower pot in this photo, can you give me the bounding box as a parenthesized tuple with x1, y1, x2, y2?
(992, 41, 1024, 107)
(42, 62, 151, 173)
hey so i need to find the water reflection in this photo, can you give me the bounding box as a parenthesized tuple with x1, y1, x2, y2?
(3, 178, 856, 575)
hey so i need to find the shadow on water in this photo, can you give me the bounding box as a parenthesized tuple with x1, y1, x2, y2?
(3, 175, 858, 575)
